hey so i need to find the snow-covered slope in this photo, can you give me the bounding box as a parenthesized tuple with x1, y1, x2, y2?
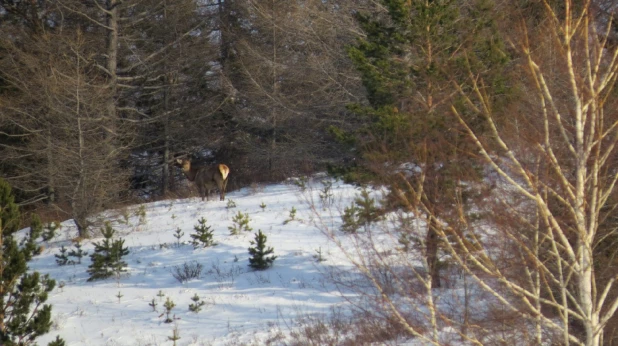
(30, 179, 360, 346)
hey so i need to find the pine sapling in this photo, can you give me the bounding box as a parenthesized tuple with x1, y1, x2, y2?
(48, 335, 67, 346)
(189, 293, 206, 313)
(229, 211, 252, 235)
(313, 247, 326, 262)
(340, 187, 383, 233)
(191, 217, 216, 248)
(259, 201, 267, 211)
(173, 227, 184, 247)
(168, 324, 181, 346)
(340, 204, 360, 233)
(162, 297, 176, 323)
(55, 246, 69, 266)
(319, 180, 334, 208)
(22, 214, 43, 260)
(116, 291, 123, 303)
(283, 207, 298, 225)
(42, 221, 60, 241)
(149, 298, 157, 312)
(68, 242, 88, 264)
(87, 222, 130, 281)
(248, 230, 277, 270)
(355, 187, 382, 229)
(157, 290, 165, 301)
(226, 199, 237, 209)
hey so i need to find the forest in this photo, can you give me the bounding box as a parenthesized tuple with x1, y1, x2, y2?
(2, 0, 618, 345)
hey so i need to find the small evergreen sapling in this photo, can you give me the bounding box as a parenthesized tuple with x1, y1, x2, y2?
(248, 230, 277, 270)
(283, 207, 298, 225)
(229, 211, 252, 235)
(191, 217, 216, 248)
(149, 298, 158, 312)
(162, 297, 176, 323)
(168, 324, 181, 346)
(87, 222, 130, 281)
(189, 293, 206, 313)
(68, 242, 88, 264)
(42, 221, 60, 241)
(173, 227, 184, 247)
(319, 180, 334, 208)
(55, 246, 70, 266)
(22, 215, 44, 260)
(340, 187, 383, 233)
(48, 335, 67, 346)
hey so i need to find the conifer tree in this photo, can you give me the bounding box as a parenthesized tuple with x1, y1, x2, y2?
(21, 215, 43, 261)
(0, 178, 61, 345)
(55, 246, 69, 266)
(190, 217, 216, 248)
(248, 230, 277, 270)
(68, 242, 87, 264)
(343, 0, 509, 288)
(87, 222, 129, 281)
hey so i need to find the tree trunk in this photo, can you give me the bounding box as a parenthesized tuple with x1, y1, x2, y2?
(426, 216, 441, 288)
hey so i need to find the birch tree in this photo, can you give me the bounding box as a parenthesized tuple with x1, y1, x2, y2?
(426, 0, 618, 344)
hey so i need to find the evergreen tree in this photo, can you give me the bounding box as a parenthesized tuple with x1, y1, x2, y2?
(342, 0, 509, 288)
(190, 217, 216, 248)
(0, 178, 60, 345)
(67, 242, 87, 264)
(248, 230, 277, 270)
(55, 246, 69, 266)
(21, 215, 43, 261)
(48, 335, 66, 346)
(87, 223, 129, 281)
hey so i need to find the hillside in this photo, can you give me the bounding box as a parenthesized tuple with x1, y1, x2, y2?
(30, 179, 362, 345)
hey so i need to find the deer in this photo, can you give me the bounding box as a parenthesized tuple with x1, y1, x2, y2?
(175, 158, 230, 201)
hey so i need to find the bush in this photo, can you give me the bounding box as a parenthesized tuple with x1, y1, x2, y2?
(171, 261, 203, 283)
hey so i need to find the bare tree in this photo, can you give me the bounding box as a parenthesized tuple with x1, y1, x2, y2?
(430, 1, 618, 344)
(219, 0, 365, 183)
(0, 29, 130, 237)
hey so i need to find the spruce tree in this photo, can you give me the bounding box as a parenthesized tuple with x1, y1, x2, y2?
(248, 230, 277, 270)
(21, 215, 43, 261)
(341, 0, 510, 288)
(87, 222, 129, 281)
(67, 242, 87, 264)
(190, 217, 216, 248)
(55, 246, 69, 266)
(0, 178, 61, 345)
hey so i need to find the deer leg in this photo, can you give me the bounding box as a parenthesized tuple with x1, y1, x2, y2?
(197, 184, 205, 201)
(220, 178, 228, 201)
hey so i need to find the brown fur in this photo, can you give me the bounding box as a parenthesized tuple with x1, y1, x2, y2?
(175, 159, 230, 201)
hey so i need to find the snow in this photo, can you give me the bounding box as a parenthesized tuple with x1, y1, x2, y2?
(28, 179, 364, 346)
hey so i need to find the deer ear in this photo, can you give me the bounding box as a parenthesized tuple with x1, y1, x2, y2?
(175, 158, 182, 164)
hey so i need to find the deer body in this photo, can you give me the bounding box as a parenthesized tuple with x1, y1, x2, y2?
(176, 159, 230, 201)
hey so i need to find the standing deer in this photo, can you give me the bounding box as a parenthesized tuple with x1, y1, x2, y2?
(175, 158, 230, 201)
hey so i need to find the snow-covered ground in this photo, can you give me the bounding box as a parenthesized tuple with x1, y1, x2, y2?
(29, 178, 365, 346)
